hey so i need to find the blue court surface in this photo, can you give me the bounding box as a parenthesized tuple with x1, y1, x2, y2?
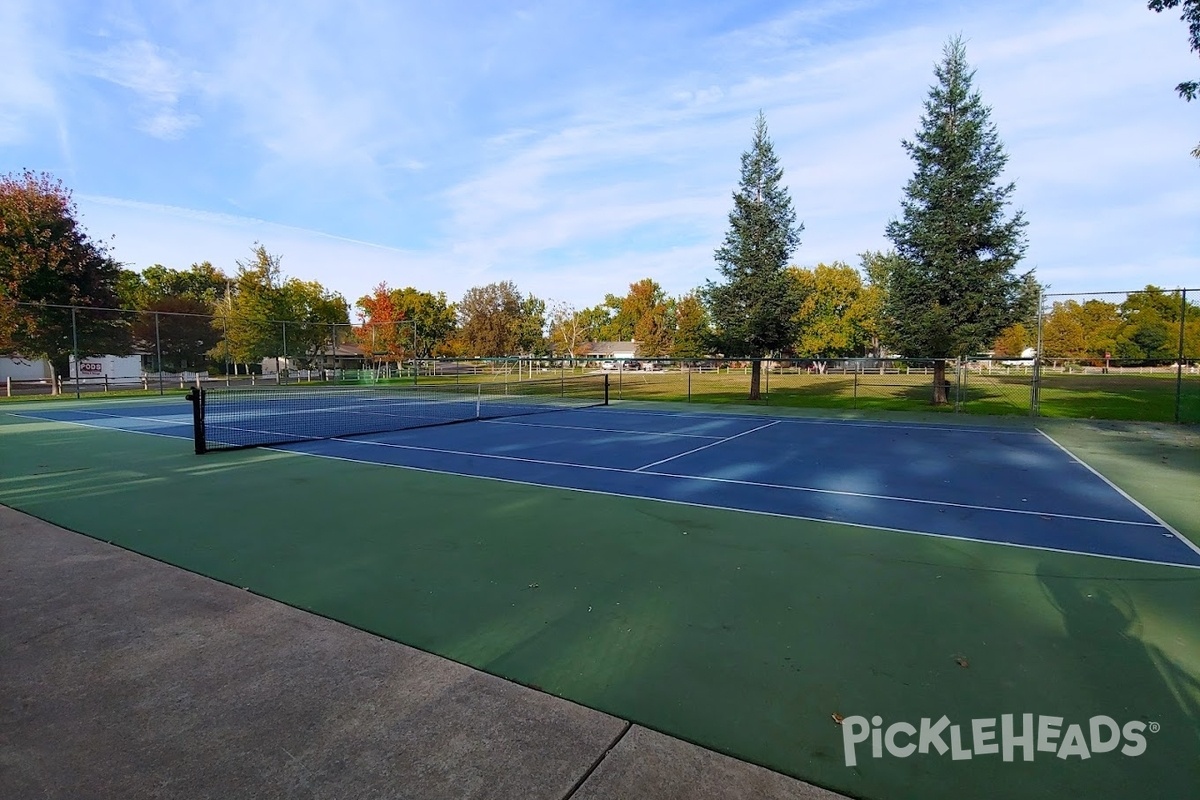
(15, 398, 1200, 569)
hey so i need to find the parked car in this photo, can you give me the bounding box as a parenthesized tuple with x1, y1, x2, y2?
(600, 361, 616, 371)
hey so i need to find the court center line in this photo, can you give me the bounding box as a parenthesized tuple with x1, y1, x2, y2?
(326, 435, 1159, 528)
(269, 445, 1200, 571)
(631, 420, 781, 472)
(1035, 428, 1200, 557)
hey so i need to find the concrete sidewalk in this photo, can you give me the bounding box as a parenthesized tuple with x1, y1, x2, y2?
(0, 505, 848, 800)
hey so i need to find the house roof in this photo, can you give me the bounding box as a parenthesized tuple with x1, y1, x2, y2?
(581, 341, 638, 355)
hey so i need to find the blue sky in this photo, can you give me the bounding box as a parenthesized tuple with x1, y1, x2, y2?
(3, 0, 1197, 313)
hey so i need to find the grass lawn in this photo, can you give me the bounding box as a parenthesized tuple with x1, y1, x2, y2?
(6, 365, 1195, 423)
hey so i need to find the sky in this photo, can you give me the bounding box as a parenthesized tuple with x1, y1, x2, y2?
(3, 0, 1198, 315)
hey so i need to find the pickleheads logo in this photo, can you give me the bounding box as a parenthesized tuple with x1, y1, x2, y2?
(841, 715, 1157, 767)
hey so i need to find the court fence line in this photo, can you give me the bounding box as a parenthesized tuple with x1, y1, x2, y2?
(2, 288, 1196, 423)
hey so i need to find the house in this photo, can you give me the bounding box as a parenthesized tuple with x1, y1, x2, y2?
(262, 343, 367, 373)
(0, 355, 53, 382)
(581, 341, 639, 359)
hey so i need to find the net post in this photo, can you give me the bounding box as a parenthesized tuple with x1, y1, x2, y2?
(187, 387, 207, 455)
(603, 372, 609, 405)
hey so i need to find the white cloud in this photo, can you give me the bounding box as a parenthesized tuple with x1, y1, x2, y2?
(84, 38, 200, 139)
(0, 1, 63, 146)
(20, 0, 1200, 317)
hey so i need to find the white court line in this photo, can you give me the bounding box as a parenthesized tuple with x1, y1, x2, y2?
(18, 409, 1192, 568)
(267, 444, 1200, 572)
(25, 408, 192, 428)
(7, 412, 189, 442)
(632, 420, 781, 472)
(604, 405, 1042, 436)
(480, 418, 725, 439)
(1036, 428, 1200, 558)
(642, 468, 1163, 528)
(329, 436, 633, 473)
(327, 434, 1159, 528)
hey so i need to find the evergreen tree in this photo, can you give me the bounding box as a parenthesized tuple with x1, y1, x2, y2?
(705, 112, 804, 400)
(884, 37, 1030, 403)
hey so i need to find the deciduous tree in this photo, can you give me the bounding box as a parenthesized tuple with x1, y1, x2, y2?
(671, 292, 710, 358)
(1149, 0, 1200, 158)
(0, 170, 131, 374)
(547, 301, 594, 359)
(457, 281, 542, 357)
(788, 262, 880, 357)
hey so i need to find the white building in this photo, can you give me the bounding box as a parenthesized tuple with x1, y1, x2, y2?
(69, 354, 143, 383)
(0, 356, 53, 381)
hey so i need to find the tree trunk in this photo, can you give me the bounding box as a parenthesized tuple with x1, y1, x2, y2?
(749, 359, 762, 401)
(932, 359, 949, 405)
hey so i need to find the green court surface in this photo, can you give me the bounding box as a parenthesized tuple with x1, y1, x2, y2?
(1, 399, 1198, 799)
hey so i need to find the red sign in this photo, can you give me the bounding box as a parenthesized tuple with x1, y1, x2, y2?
(1104, 352, 1111, 360)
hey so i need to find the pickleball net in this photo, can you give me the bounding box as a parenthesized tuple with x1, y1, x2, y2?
(186, 374, 609, 453)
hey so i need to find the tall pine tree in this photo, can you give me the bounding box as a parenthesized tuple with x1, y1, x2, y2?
(884, 36, 1030, 404)
(705, 112, 804, 400)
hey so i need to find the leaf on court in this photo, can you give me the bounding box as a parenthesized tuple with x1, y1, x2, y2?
(831, 713, 845, 724)
(528, 583, 539, 589)
(954, 655, 969, 668)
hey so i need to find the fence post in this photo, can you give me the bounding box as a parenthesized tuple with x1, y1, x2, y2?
(71, 306, 80, 399)
(954, 356, 964, 412)
(5, 376, 9, 397)
(687, 367, 692, 402)
(764, 359, 770, 405)
(1031, 287, 1044, 417)
(1177, 288, 1187, 424)
(282, 320, 288, 386)
(221, 314, 229, 381)
(154, 311, 164, 396)
(853, 372, 858, 409)
(618, 360, 623, 400)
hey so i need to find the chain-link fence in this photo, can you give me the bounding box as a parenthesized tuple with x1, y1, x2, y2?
(403, 357, 1035, 416)
(0, 303, 418, 398)
(3, 291, 1195, 423)
(1032, 288, 1197, 423)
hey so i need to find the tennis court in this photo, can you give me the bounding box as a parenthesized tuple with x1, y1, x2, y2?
(13, 383, 1200, 569)
(4, 386, 1199, 800)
